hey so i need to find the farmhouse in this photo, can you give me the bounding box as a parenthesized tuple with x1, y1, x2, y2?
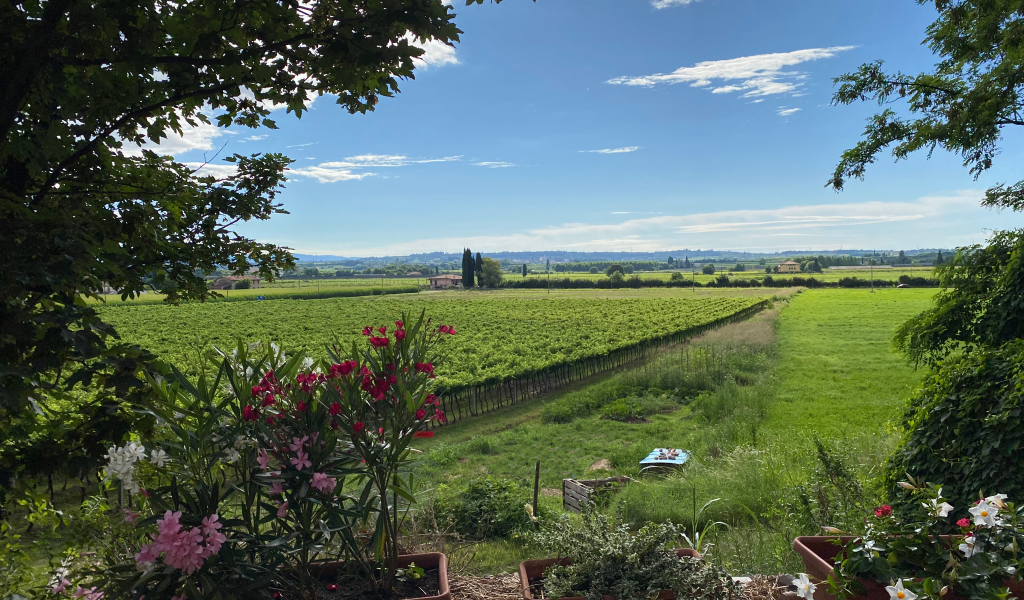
(211, 275, 262, 290)
(428, 274, 463, 289)
(777, 261, 801, 274)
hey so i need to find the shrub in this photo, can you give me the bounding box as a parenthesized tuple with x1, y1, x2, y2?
(702, 264, 715, 275)
(624, 265, 635, 274)
(589, 267, 599, 274)
(531, 510, 737, 600)
(233, 278, 252, 289)
(885, 340, 1024, 510)
(601, 398, 645, 421)
(605, 264, 624, 276)
(432, 477, 537, 539)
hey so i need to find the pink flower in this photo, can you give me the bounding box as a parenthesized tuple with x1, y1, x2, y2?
(201, 514, 222, 536)
(71, 587, 104, 600)
(277, 501, 289, 518)
(173, 595, 187, 600)
(957, 518, 972, 528)
(123, 508, 139, 524)
(311, 472, 338, 494)
(290, 450, 311, 471)
(289, 436, 309, 453)
(257, 449, 270, 470)
(874, 505, 892, 518)
(269, 481, 284, 496)
(52, 578, 71, 594)
(436, 409, 447, 423)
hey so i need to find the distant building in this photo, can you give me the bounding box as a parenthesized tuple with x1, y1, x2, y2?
(428, 274, 463, 289)
(406, 272, 423, 276)
(211, 275, 261, 290)
(778, 261, 801, 274)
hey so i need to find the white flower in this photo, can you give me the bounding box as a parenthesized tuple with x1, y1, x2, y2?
(970, 501, 999, 527)
(984, 493, 1008, 508)
(1006, 566, 1016, 576)
(924, 498, 954, 518)
(794, 573, 816, 600)
(233, 436, 248, 450)
(886, 580, 917, 600)
(959, 536, 980, 558)
(225, 448, 240, 463)
(150, 448, 167, 468)
(127, 442, 147, 462)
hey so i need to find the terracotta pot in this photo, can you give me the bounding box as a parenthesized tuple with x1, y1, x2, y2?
(313, 552, 451, 600)
(793, 536, 1024, 600)
(519, 548, 700, 600)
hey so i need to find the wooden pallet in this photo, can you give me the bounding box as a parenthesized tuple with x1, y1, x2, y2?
(562, 476, 634, 513)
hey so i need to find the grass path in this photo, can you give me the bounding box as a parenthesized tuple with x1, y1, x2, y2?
(761, 288, 936, 464)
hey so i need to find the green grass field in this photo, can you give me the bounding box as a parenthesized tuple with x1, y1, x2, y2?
(405, 288, 936, 576)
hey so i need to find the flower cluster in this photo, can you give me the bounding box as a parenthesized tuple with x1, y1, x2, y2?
(51, 579, 105, 600)
(825, 481, 1023, 600)
(134, 511, 226, 575)
(103, 442, 160, 494)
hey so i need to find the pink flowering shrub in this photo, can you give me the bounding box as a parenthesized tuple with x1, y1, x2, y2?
(133, 511, 226, 575)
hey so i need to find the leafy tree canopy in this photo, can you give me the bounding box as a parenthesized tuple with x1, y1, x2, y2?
(829, 0, 1024, 209)
(0, 0, 461, 426)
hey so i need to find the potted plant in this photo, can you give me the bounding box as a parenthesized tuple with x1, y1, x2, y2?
(520, 509, 737, 600)
(793, 478, 1024, 600)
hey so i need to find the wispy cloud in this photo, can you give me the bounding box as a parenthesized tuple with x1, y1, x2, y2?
(122, 116, 234, 157)
(777, 107, 801, 116)
(299, 191, 1001, 255)
(243, 134, 268, 142)
(181, 162, 241, 179)
(289, 154, 462, 183)
(474, 161, 516, 168)
(651, 0, 701, 8)
(582, 146, 641, 154)
(607, 46, 855, 98)
(287, 142, 317, 148)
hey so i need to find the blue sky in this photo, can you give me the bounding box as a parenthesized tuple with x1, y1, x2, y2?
(141, 0, 1024, 256)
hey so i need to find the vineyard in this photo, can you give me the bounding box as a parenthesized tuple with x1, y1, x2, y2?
(100, 293, 768, 420)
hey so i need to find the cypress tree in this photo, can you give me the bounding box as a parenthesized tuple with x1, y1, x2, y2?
(522, 264, 527, 277)
(475, 252, 483, 282)
(936, 250, 944, 265)
(462, 248, 475, 287)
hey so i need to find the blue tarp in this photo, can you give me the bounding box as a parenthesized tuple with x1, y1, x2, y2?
(640, 448, 689, 467)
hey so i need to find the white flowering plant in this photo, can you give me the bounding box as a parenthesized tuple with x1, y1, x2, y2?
(826, 477, 1024, 600)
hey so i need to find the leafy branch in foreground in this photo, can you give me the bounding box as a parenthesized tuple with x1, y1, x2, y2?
(828, 1, 1024, 209)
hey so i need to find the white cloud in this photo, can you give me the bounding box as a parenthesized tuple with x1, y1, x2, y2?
(404, 33, 459, 68)
(288, 166, 374, 183)
(122, 118, 231, 157)
(300, 191, 1006, 255)
(243, 134, 268, 142)
(652, 0, 700, 7)
(607, 46, 855, 98)
(287, 142, 317, 148)
(474, 161, 516, 168)
(289, 154, 461, 183)
(583, 146, 641, 154)
(778, 107, 801, 116)
(181, 162, 240, 179)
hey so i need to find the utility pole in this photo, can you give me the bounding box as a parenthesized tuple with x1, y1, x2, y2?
(870, 250, 875, 293)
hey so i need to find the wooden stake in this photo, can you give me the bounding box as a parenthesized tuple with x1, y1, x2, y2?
(533, 461, 541, 518)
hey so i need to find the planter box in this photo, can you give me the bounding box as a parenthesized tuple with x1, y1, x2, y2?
(562, 477, 633, 513)
(519, 548, 699, 600)
(314, 552, 451, 600)
(793, 536, 1024, 600)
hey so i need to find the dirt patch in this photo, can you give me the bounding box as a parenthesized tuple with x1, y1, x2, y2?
(540, 488, 562, 498)
(587, 459, 611, 471)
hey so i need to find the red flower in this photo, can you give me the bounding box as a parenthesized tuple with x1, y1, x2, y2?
(296, 401, 307, 412)
(415, 362, 434, 375)
(395, 330, 406, 341)
(378, 427, 385, 435)
(243, 405, 260, 422)
(957, 518, 971, 528)
(139, 488, 150, 499)
(370, 336, 389, 348)
(439, 325, 449, 334)
(395, 320, 404, 329)
(266, 416, 276, 426)
(329, 361, 357, 378)
(362, 326, 373, 336)
(251, 385, 264, 397)
(327, 584, 338, 592)
(377, 326, 387, 335)
(261, 394, 276, 407)
(330, 421, 339, 430)
(353, 421, 365, 434)
(416, 409, 426, 420)
(329, 402, 341, 416)
(874, 505, 892, 518)
(425, 393, 438, 405)
(435, 409, 447, 423)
